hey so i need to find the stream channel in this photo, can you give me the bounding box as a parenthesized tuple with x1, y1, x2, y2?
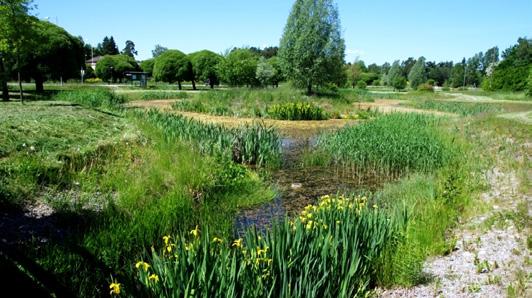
(235, 133, 392, 234)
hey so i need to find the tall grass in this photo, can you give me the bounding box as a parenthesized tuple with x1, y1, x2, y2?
(267, 102, 329, 120)
(407, 100, 503, 115)
(53, 89, 125, 109)
(131, 195, 401, 297)
(317, 113, 458, 176)
(142, 110, 281, 167)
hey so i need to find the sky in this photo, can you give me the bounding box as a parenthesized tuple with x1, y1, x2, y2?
(32, 0, 532, 64)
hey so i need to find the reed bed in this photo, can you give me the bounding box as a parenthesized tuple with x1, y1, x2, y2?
(317, 113, 458, 177)
(141, 110, 281, 167)
(407, 100, 503, 116)
(267, 102, 329, 120)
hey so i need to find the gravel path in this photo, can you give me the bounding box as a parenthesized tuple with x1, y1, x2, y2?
(378, 166, 531, 298)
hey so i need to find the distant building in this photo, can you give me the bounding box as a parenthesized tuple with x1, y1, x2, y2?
(85, 56, 103, 70)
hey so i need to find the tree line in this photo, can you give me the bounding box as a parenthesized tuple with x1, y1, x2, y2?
(1, 0, 531, 101)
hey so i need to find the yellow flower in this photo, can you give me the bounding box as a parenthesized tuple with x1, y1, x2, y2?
(212, 237, 223, 244)
(184, 242, 193, 251)
(163, 235, 171, 246)
(109, 282, 121, 295)
(305, 220, 314, 230)
(232, 238, 243, 249)
(190, 225, 200, 238)
(166, 243, 176, 253)
(373, 204, 378, 209)
(257, 247, 269, 256)
(148, 274, 159, 283)
(135, 261, 150, 272)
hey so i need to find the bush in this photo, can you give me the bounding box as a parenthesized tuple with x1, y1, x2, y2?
(356, 80, 367, 89)
(527, 68, 532, 97)
(417, 83, 434, 92)
(85, 78, 102, 84)
(426, 79, 436, 86)
(392, 76, 407, 90)
(53, 89, 125, 109)
(267, 102, 329, 120)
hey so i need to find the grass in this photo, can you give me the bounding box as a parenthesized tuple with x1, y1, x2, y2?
(0, 101, 133, 207)
(132, 195, 400, 297)
(405, 100, 504, 116)
(315, 113, 459, 177)
(267, 102, 329, 120)
(172, 86, 380, 119)
(118, 90, 189, 101)
(52, 88, 125, 109)
(143, 109, 281, 167)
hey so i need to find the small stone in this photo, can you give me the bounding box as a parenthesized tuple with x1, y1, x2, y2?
(291, 183, 302, 189)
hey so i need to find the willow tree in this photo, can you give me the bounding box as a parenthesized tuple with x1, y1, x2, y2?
(408, 57, 426, 89)
(279, 0, 345, 95)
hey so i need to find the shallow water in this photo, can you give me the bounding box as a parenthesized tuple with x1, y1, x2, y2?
(234, 135, 390, 234)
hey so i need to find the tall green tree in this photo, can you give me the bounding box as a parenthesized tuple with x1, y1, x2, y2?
(95, 55, 139, 83)
(218, 48, 259, 87)
(98, 36, 119, 56)
(449, 59, 466, 88)
(346, 60, 366, 88)
(152, 44, 168, 58)
(487, 38, 531, 91)
(189, 50, 223, 88)
(140, 58, 155, 75)
(121, 40, 137, 57)
(256, 57, 276, 87)
(153, 50, 195, 90)
(482, 46, 499, 73)
(27, 19, 84, 92)
(408, 56, 426, 89)
(279, 0, 345, 94)
(386, 60, 406, 90)
(0, 0, 35, 102)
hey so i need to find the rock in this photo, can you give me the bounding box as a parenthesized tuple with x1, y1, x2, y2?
(291, 183, 302, 189)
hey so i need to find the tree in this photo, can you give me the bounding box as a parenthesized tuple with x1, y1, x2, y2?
(279, 0, 345, 94)
(408, 56, 426, 89)
(0, 0, 35, 102)
(95, 55, 139, 83)
(483, 46, 499, 74)
(256, 57, 276, 87)
(98, 36, 119, 56)
(189, 50, 223, 88)
(268, 56, 284, 87)
(121, 40, 137, 57)
(152, 44, 168, 58)
(487, 38, 531, 91)
(249, 46, 279, 59)
(218, 48, 259, 87)
(27, 19, 84, 92)
(140, 58, 155, 75)
(153, 49, 195, 90)
(449, 59, 466, 88)
(401, 57, 416, 77)
(346, 60, 365, 88)
(386, 60, 406, 90)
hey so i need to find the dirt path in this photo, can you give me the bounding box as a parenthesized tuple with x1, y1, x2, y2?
(356, 99, 455, 116)
(378, 152, 531, 297)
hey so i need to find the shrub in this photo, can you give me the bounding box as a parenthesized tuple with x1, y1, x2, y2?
(417, 83, 434, 92)
(356, 80, 367, 89)
(426, 79, 436, 86)
(133, 195, 400, 297)
(85, 78, 102, 84)
(392, 76, 407, 90)
(267, 102, 329, 120)
(53, 89, 125, 109)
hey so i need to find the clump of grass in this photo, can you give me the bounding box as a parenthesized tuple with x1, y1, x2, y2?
(142, 110, 281, 167)
(131, 195, 400, 297)
(317, 113, 458, 176)
(407, 100, 503, 116)
(267, 102, 329, 120)
(53, 89, 125, 109)
(139, 91, 188, 100)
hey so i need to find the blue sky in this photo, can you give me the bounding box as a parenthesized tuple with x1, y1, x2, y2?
(32, 0, 531, 64)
